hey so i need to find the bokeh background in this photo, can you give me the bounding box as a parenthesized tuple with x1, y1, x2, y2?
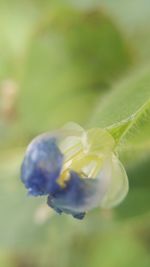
(0, 1, 150, 266)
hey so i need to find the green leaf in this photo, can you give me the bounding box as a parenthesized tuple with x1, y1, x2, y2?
(107, 118, 132, 145)
(89, 67, 150, 145)
(108, 99, 150, 144)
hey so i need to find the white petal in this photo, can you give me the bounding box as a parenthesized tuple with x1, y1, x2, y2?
(61, 122, 85, 137)
(85, 159, 113, 211)
(100, 154, 129, 208)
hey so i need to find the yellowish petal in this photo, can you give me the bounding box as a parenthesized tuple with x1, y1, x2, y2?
(87, 128, 115, 155)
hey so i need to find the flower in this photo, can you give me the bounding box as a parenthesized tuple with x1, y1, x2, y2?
(21, 123, 128, 219)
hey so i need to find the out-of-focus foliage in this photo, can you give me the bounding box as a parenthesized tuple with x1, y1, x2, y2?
(0, 1, 150, 267)
(19, 4, 131, 133)
(89, 67, 150, 128)
(5, 7, 133, 135)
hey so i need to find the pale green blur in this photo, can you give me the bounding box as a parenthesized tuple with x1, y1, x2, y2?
(0, 1, 150, 267)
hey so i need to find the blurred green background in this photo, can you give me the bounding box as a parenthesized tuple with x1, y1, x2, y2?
(0, 0, 150, 267)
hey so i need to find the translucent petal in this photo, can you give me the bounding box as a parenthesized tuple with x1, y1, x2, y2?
(87, 128, 115, 155)
(61, 122, 85, 137)
(47, 170, 105, 215)
(47, 158, 114, 216)
(58, 122, 86, 162)
(100, 154, 129, 208)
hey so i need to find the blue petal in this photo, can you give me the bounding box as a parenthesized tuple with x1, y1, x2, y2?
(21, 135, 64, 196)
(47, 171, 98, 219)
